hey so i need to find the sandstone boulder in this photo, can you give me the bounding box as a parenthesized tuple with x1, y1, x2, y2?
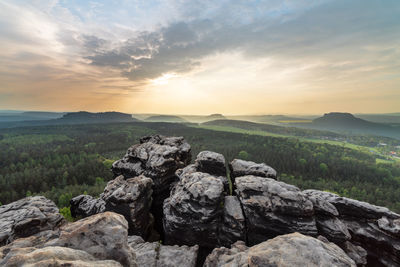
(229, 159, 276, 180)
(102, 175, 153, 237)
(235, 175, 317, 245)
(70, 195, 105, 218)
(204, 232, 355, 267)
(128, 235, 198, 267)
(0, 196, 64, 246)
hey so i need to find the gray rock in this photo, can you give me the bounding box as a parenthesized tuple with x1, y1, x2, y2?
(163, 171, 224, 248)
(219, 196, 246, 247)
(303, 190, 339, 217)
(0, 246, 123, 267)
(315, 216, 351, 243)
(45, 212, 136, 267)
(102, 175, 153, 237)
(341, 241, 367, 266)
(235, 175, 317, 245)
(0, 196, 65, 246)
(229, 159, 276, 180)
(204, 232, 355, 267)
(378, 216, 400, 237)
(303, 189, 400, 220)
(195, 151, 227, 176)
(344, 219, 400, 266)
(128, 237, 198, 267)
(112, 135, 191, 193)
(70, 195, 105, 218)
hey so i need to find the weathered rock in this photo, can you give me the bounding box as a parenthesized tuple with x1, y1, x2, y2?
(45, 212, 136, 267)
(235, 175, 317, 245)
(70, 195, 105, 218)
(344, 219, 400, 266)
(229, 159, 277, 180)
(195, 151, 227, 176)
(315, 216, 351, 243)
(163, 171, 225, 248)
(102, 175, 153, 237)
(304, 189, 339, 217)
(219, 196, 246, 247)
(128, 235, 198, 267)
(112, 135, 191, 192)
(378, 216, 400, 237)
(0, 196, 65, 246)
(303, 189, 400, 220)
(204, 233, 355, 267)
(341, 241, 368, 266)
(112, 135, 191, 235)
(0, 246, 123, 267)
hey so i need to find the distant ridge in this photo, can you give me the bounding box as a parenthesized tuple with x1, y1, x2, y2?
(311, 112, 400, 139)
(145, 115, 187, 123)
(60, 111, 137, 123)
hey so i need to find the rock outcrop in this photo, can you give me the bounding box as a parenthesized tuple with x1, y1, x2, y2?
(2, 137, 400, 267)
(128, 235, 198, 267)
(235, 175, 317, 245)
(70, 175, 153, 238)
(229, 159, 277, 180)
(304, 189, 400, 266)
(70, 195, 105, 218)
(0, 196, 65, 246)
(163, 151, 242, 249)
(112, 135, 191, 234)
(204, 232, 356, 267)
(101, 175, 153, 237)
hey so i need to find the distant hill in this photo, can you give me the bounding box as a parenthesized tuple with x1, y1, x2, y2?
(356, 114, 400, 124)
(0, 111, 64, 122)
(0, 111, 137, 128)
(205, 114, 226, 120)
(311, 112, 400, 139)
(225, 115, 312, 124)
(60, 111, 137, 123)
(145, 115, 187, 123)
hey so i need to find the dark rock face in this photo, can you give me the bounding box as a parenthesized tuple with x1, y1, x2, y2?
(219, 196, 246, 247)
(0, 196, 65, 246)
(111, 135, 191, 194)
(304, 189, 400, 266)
(229, 159, 277, 180)
(204, 233, 355, 267)
(112, 135, 191, 235)
(163, 170, 225, 248)
(70, 195, 105, 218)
(128, 235, 198, 267)
(102, 175, 153, 237)
(195, 151, 227, 176)
(235, 175, 317, 245)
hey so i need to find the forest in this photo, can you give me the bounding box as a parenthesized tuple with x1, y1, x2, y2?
(1, 121, 400, 214)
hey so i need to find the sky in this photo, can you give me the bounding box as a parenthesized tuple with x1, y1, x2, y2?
(0, 0, 399, 115)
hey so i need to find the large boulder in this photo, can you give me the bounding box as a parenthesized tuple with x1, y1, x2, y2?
(128, 235, 198, 267)
(70, 175, 153, 238)
(0, 196, 65, 246)
(219, 196, 246, 247)
(204, 232, 355, 267)
(0, 246, 123, 267)
(163, 170, 225, 248)
(112, 135, 191, 196)
(229, 159, 277, 181)
(304, 189, 400, 266)
(45, 212, 136, 267)
(112, 135, 191, 234)
(70, 195, 105, 218)
(195, 151, 227, 176)
(235, 175, 317, 245)
(102, 175, 153, 237)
